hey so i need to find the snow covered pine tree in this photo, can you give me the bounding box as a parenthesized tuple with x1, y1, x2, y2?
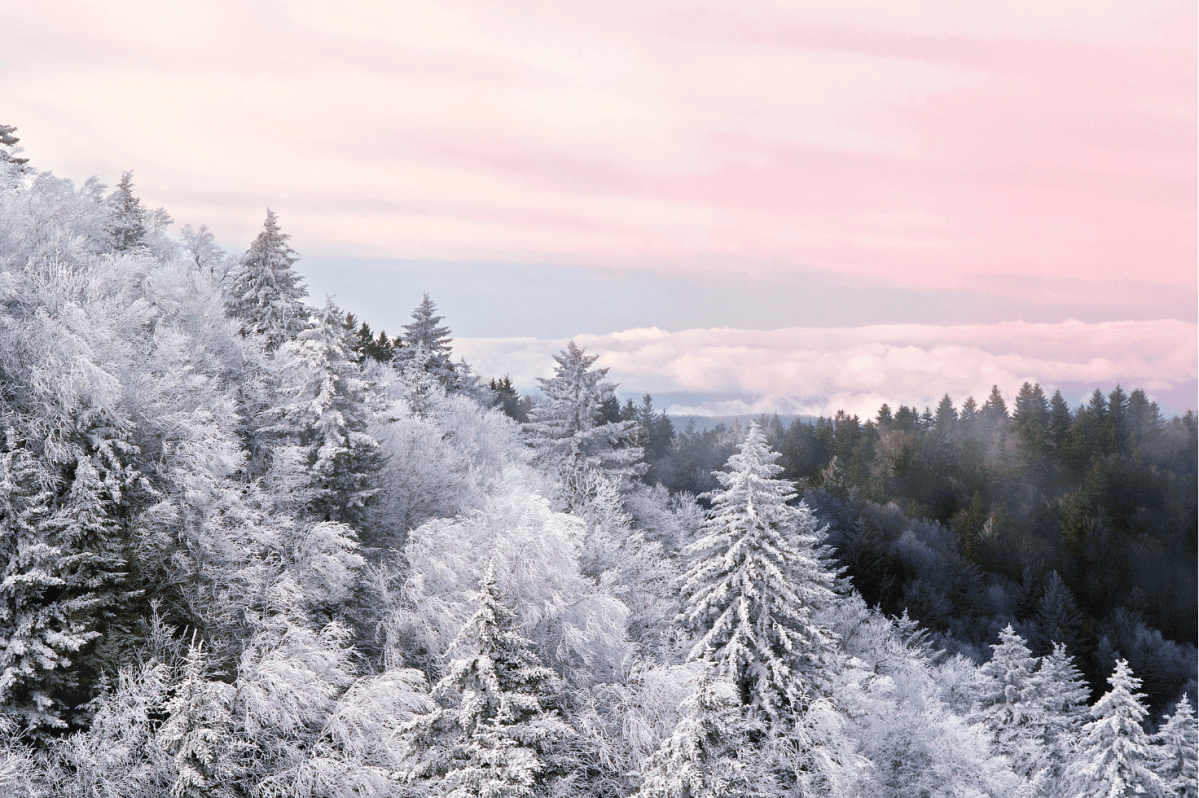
(524, 342, 641, 511)
(679, 421, 839, 722)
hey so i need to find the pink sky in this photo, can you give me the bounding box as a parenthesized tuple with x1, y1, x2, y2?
(2, 1, 1195, 412)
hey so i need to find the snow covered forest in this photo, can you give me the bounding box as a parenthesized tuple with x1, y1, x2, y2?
(0, 126, 1195, 797)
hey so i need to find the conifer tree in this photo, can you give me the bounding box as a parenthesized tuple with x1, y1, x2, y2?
(393, 292, 457, 390)
(401, 565, 572, 798)
(679, 422, 838, 721)
(633, 667, 769, 798)
(106, 171, 147, 252)
(1034, 570, 1082, 656)
(0, 439, 95, 732)
(934, 394, 958, 431)
(1153, 694, 1197, 798)
(1031, 643, 1091, 795)
(1065, 659, 1167, 798)
(158, 639, 242, 798)
(981, 385, 1009, 424)
(227, 209, 308, 351)
(272, 300, 382, 528)
(525, 342, 642, 510)
(1047, 390, 1072, 449)
(977, 625, 1045, 781)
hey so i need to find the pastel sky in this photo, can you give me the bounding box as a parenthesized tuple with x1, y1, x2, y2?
(2, 1, 1195, 415)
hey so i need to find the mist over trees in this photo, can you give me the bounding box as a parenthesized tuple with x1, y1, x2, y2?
(0, 125, 1193, 796)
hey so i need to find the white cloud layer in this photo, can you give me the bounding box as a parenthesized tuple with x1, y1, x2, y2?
(456, 319, 1198, 418)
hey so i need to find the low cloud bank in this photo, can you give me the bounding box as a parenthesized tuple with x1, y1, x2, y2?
(456, 319, 1197, 419)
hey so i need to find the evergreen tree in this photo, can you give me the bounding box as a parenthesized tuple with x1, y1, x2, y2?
(0, 439, 94, 732)
(1065, 659, 1167, 798)
(934, 394, 958, 431)
(1034, 570, 1083, 656)
(960, 396, 980, 424)
(227, 209, 308, 351)
(524, 342, 642, 509)
(1152, 694, 1197, 798)
(0, 124, 29, 168)
(272, 300, 382, 528)
(633, 667, 769, 798)
(158, 639, 242, 798)
(679, 422, 838, 721)
(1032, 643, 1091, 796)
(42, 454, 139, 708)
(981, 386, 1009, 424)
(1047, 390, 1072, 451)
(400, 565, 572, 798)
(106, 171, 148, 252)
(490, 376, 529, 423)
(977, 625, 1045, 782)
(393, 293, 456, 390)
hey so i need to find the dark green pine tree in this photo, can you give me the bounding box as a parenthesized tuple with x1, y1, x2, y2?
(227, 209, 309, 351)
(981, 385, 1009, 425)
(490, 376, 529, 423)
(1047, 390, 1072, 451)
(1013, 382, 1050, 464)
(401, 565, 572, 798)
(934, 394, 957, 432)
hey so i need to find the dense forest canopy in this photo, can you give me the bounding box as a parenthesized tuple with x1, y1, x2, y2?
(0, 125, 1193, 797)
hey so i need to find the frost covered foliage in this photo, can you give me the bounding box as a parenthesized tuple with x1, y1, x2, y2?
(400, 565, 573, 798)
(633, 668, 769, 798)
(392, 471, 632, 686)
(525, 342, 642, 510)
(680, 422, 839, 720)
(1066, 659, 1168, 798)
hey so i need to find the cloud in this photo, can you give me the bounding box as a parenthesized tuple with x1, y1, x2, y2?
(455, 319, 1198, 417)
(1, 0, 1193, 296)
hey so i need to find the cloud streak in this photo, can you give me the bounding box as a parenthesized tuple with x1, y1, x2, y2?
(2, 0, 1193, 297)
(456, 320, 1198, 418)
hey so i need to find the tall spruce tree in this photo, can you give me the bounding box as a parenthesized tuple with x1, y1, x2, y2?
(1153, 694, 1197, 798)
(679, 422, 838, 721)
(0, 438, 94, 732)
(977, 625, 1045, 782)
(1065, 659, 1167, 798)
(105, 171, 147, 252)
(227, 209, 308, 351)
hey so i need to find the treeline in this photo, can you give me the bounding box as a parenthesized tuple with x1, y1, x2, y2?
(526, 382, 1197, 715)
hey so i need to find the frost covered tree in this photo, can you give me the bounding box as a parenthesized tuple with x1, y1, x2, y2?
(393, 293, 457, 390)
(227, 209, 308, 350)
(679, 422, 838, 721)
(272, 300, 382, 528)
(0, 437, 134, 732)
(525, 342, 641, 510)
(633, 667, 769, 798)
(1153, 694, 1197, 798)
(1065, 659, 1167, 798)
(977, 625, 1044, 781)
(106, 171, 148, 252)
(400, 565, 572, 798)
(1031, 643, 1091, 795)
